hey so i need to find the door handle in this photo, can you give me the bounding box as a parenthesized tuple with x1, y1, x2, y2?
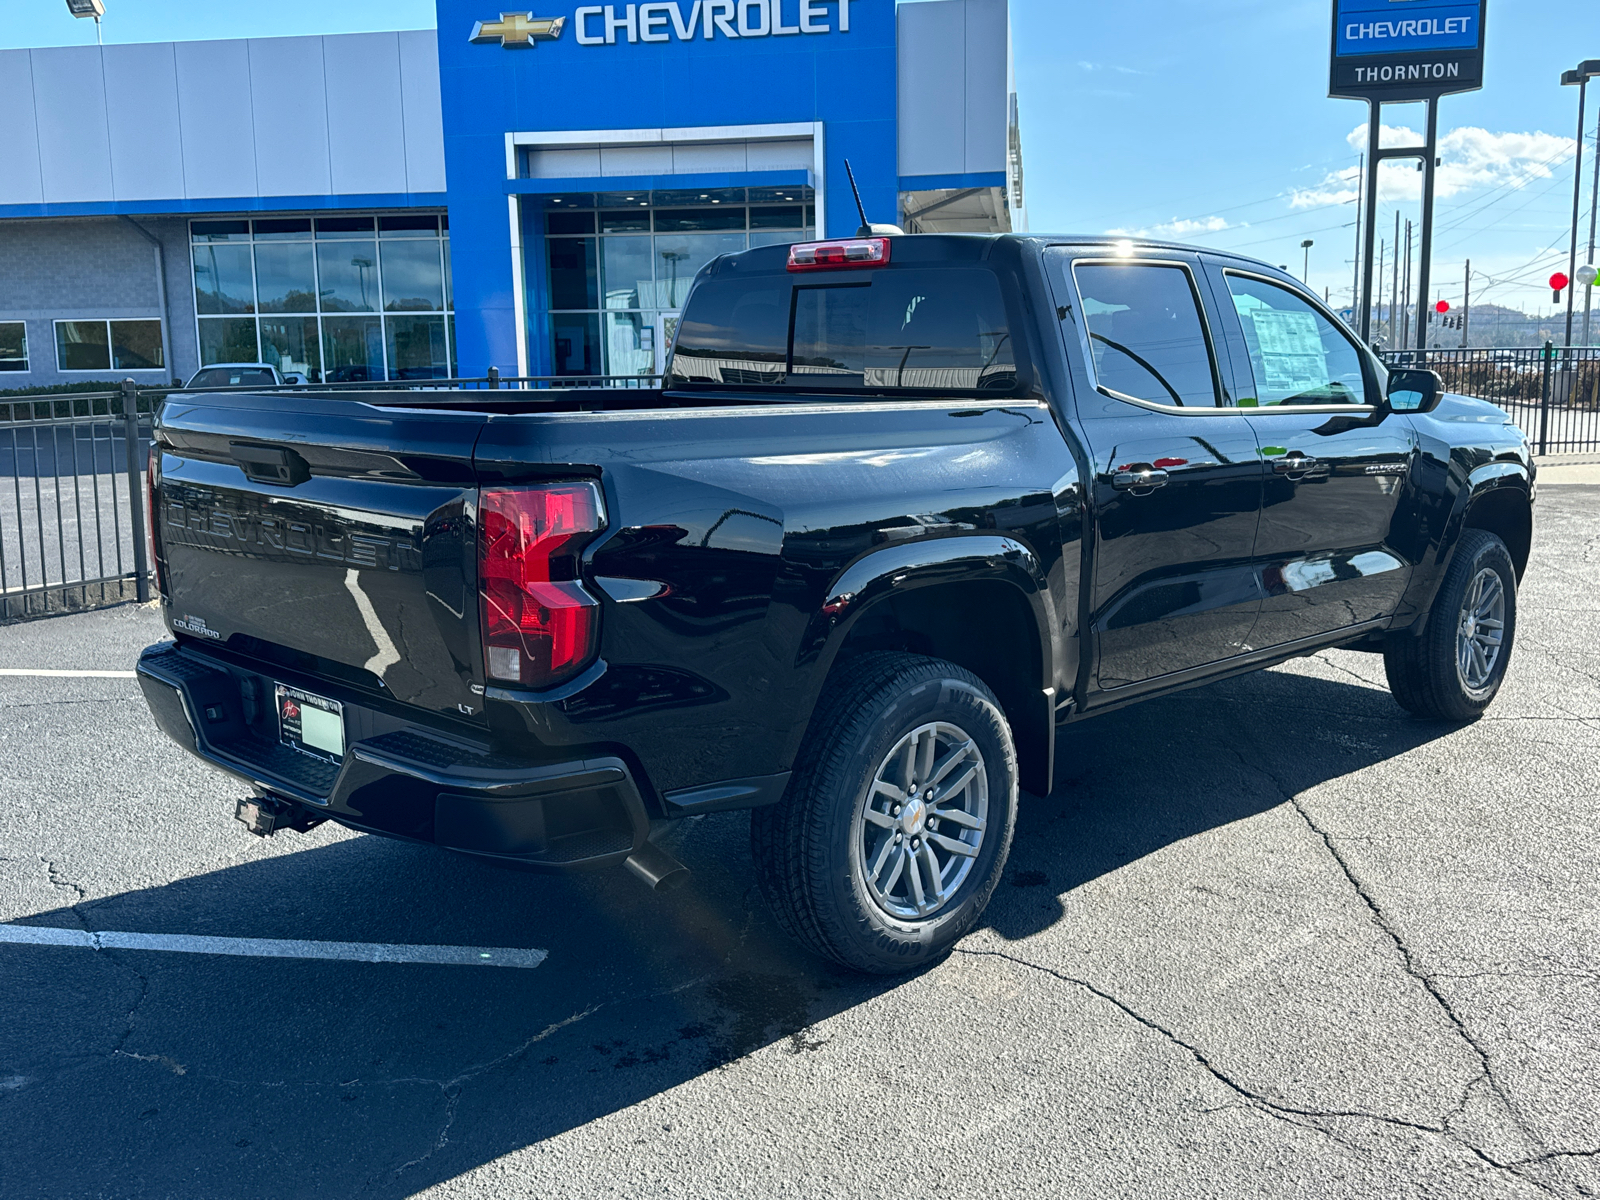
(1272, 454, 1318, 476)
(1112, 466, 1170, 492)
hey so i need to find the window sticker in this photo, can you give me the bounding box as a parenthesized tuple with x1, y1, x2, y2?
(1245, 308, 1329, 396)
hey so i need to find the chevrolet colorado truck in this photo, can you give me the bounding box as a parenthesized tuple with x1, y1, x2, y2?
(137, 234, 1534, 974)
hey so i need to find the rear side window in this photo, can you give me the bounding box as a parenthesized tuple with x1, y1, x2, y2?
(1073, 263, 1219, 407)
(667, 268, 1016, 394)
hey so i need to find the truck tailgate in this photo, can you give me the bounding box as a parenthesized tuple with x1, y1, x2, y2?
(154, 394, 489, 723)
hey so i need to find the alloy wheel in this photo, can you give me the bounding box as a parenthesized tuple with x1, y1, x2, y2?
(1456, 566, 1507, 693)
(851, 722, 988, 921)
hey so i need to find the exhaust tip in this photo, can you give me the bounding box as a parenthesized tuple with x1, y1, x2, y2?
(624, 842, 691, 892)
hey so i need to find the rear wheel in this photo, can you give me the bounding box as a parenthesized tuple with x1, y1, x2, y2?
(1385, 529, 1517, 721)
(751, 653, 1018, 975)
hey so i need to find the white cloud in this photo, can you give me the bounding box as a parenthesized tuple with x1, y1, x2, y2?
(1076, 60, 1144, 75)
(1105, 215, 1237, 238)
(1288, 124, 1576, 208)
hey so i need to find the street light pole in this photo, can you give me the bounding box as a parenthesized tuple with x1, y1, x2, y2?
(1301, 239, 1314, 283)
(1562, 62, 1600, 348)
(1585, 105, 1600, 346)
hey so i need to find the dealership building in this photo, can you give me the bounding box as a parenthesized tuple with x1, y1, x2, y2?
(0, 0, 1023, 388)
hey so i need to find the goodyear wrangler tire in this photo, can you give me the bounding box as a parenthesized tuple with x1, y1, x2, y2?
(751, 652, 1018, 975)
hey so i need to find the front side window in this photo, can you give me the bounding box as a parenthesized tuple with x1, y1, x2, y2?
(1073, 262, 1219, 408)
(0, 322, 28, 372)
(1224, 274, 1368, 406)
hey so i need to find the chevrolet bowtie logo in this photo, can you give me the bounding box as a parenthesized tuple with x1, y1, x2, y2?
(470, 13, 566, 47)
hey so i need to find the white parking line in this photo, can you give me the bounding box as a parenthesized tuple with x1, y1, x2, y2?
(0, 925, 549, 969)
(0, 669, 137, 678)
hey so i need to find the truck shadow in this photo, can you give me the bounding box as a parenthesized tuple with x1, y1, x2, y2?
(0, 664, 1453, 1198)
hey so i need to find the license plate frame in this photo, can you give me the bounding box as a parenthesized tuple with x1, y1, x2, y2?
(275, 684, 346, 766)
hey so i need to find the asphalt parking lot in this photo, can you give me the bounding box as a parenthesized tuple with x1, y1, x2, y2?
(1, 479, 1597, 1200)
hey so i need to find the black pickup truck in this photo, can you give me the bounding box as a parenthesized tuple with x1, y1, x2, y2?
(137, 234, 1534, 973)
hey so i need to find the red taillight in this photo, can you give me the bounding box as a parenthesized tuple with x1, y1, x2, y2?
(787, 237, 892, 272)
(479, 483, 605, 690)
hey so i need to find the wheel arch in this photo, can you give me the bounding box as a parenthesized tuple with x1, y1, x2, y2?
(1460, 466, 1533, 582)
(796, 537, 1056, 796)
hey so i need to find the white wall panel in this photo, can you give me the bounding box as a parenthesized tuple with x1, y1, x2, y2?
(398, 31, 446, 193)
(897, 1, 966, 178)
(31, 47, 113, 203)
(602, 144, 674, 175)
(103, 43, 186, 202)
(3, 30, 446, 207)
(668, 142, 743, 173)
(746, 138, 813, 171)
(175, 40, 259, 199)
(963, 0, 1009, 174)
(528, 148, 602, 178)
(0, 51, 45, 206)
(248, 37, 331, 197)
(324, 34, 408, 196)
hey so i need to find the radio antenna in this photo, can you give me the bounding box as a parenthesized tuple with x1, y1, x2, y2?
(844, 159, 872, 237)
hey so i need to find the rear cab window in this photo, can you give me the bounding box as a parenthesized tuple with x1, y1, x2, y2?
(666, 246, 1018, 397)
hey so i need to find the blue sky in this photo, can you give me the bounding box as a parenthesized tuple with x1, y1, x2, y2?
(6, 0, 1592, 316)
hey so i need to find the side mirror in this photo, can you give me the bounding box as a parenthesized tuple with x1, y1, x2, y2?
(1386, 367, 1443, 414)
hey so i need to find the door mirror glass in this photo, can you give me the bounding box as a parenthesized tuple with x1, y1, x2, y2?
(1386, 368, 1443, 413)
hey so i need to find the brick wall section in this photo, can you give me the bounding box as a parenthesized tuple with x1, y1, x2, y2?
(0, 216, 197, 390)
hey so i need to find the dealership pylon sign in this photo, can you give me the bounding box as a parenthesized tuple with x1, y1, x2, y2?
(1330, 0, 1488, 101)
(1336, 1, 1488, 351)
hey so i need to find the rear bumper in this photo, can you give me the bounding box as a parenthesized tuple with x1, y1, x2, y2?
(136, 642, 650, 871)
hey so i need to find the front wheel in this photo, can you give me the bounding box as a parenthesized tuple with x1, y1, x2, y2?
(751, 653, 1019, 975)
(1384, 528, 1518, 721)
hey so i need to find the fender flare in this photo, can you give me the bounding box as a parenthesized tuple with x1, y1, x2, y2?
(786, 535, 1058, 793)
(1398, 460, 1532, 636)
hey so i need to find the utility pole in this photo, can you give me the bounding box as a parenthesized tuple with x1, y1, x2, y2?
(1376, 239, 1386, 346)
(1392, 211, 1401, 351)
(1401, 219, 1413, 350)
(1462, 259, 1471, 348)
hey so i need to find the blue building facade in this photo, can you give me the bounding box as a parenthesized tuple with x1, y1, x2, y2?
(0, 1, 1020, 387)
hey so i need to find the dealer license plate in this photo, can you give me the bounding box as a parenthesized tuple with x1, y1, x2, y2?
(276, 685, 345, 765)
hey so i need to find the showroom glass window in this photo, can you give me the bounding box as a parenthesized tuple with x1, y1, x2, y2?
(54, 320, 164, 372)
(190, 215, 455, 383)
(534, 187, 815, 378)
(0, 323, 27, 373)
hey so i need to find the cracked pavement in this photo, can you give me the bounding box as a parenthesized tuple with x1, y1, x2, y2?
(0, 484, 1597, 1198)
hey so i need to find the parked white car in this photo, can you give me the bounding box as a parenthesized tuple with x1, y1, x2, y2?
(185, 363, 288, 388)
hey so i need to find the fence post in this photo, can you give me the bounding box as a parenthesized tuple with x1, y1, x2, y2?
(122, 378, 151, 603)
(1538, 341, 1554, 458)
(487, 366, 500, 390)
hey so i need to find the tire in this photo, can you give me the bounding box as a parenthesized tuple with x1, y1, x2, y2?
(751, 652, 1019, 975)
(1384, 529, 1518, 722)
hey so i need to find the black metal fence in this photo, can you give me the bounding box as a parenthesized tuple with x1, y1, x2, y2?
(1381, 344, 1600, 455)
(0, 373, 663, 621)
(0, 381, 154, 621)
(2, 353, 1591, 623)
